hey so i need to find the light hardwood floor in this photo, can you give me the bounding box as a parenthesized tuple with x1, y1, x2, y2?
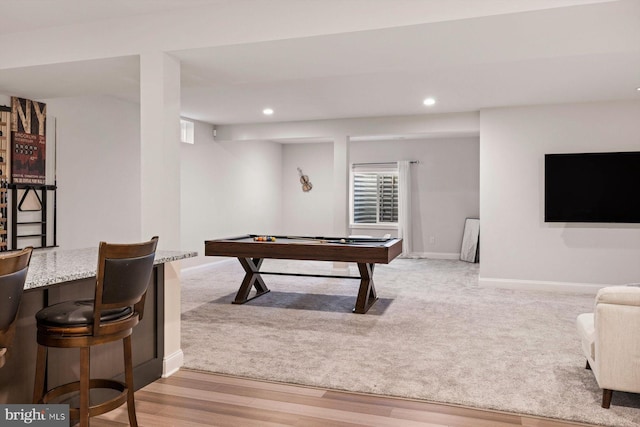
(93, 369, 597, 427)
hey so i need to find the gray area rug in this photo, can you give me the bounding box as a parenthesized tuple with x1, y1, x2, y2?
(181, 258, 640, 426)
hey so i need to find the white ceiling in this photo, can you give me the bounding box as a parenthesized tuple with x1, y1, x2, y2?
(0, 0, 226, 36)
(0, 0, 638, 125)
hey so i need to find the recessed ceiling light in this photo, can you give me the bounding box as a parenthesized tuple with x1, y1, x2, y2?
(263, 108, 274, 115)
(423, 97, 436, 106)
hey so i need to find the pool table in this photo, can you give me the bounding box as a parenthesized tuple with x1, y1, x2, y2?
(204, 234, 403, 314)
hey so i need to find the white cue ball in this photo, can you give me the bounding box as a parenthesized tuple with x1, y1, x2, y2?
(340, 238, 346, 243)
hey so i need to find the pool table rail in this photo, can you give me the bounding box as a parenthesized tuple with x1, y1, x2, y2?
(204, 234, 402, 264)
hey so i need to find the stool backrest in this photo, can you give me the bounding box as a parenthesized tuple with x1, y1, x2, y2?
(0, 247, 33, 350)
(93, 237, 158, 335)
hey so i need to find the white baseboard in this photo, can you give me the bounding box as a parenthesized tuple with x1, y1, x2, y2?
(181, 258, 234, 274)
(182, 253, 462, 273)
(405, 252, 461, 260)
(479, 277, 605, 294)
(162, 349, 184, 378)
(332, 261, 350, 273)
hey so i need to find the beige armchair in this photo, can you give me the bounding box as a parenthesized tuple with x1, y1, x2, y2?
(576, 286, 640, 408)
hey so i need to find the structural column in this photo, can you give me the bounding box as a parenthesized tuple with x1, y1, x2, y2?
(139, 51, 183, 376)
(139, 51, 181, 248)
(333, 135, 350, 271)
(333, 135, 349, 236)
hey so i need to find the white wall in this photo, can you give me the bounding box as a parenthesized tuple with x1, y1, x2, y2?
(480, 100, 640, 290)
(190, 132, 479, 258)
(45, 95, 142, 248)
(281, 143, 334, 236)
(180, 121, 283, 268)
(349, 137, 479, 256)
(180, 131, 479, 261)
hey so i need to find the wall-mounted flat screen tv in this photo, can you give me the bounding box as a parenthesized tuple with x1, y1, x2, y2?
(545, 151, 640, 223)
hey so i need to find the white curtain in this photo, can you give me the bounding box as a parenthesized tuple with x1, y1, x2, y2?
(398, 160, 412, 257)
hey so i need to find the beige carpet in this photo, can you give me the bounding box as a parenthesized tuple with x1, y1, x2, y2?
(180, 258, 640, 426)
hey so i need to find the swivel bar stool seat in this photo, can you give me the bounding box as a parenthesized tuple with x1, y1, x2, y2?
(0, 247, 33, 368)
(33, 237, 158, 427)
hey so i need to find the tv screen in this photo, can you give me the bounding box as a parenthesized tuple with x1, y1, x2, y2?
(545, 151, 640, 223)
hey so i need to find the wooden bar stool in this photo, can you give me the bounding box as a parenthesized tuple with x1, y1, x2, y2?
(33, 237, 158, 427)
(0, 247, 33, 368)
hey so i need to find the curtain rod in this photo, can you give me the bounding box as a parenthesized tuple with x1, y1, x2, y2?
(352, 161, 419, 167)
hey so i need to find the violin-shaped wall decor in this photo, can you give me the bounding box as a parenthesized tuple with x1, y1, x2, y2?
(297, 167, 313, 192)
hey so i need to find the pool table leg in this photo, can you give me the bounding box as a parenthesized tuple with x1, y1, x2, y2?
(233, 257, 270, 304)
(354, 262, 377, 314)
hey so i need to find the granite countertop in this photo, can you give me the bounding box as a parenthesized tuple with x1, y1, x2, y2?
(24, 247, 197, 291)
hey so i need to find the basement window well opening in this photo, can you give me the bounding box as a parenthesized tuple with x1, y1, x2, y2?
(180, 119, 194, 144)
(350, 163, 398, 227)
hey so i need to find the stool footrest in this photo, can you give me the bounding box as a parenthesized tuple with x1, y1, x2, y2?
(40, 378, 128, 417)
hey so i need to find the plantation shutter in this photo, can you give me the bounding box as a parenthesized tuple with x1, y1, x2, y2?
(351, 164, 399, 224)
(353, 173, 378, 223)
(378, 174, 398, 222)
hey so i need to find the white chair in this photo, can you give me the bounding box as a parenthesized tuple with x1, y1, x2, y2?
(576, 286, 640, 408)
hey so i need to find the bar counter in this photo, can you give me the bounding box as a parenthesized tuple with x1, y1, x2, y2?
(24, 248, 196, 290)
(0, 246, 196, 404)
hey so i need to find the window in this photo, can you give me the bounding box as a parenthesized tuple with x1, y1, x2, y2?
(351, 165, 398, 226)
(180, 119, 194, 144)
